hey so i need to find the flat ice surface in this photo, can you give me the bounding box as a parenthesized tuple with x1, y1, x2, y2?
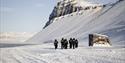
(0, 42, 125, 63)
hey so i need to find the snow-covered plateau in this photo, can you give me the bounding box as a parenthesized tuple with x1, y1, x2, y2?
(0, 0, 125, 63)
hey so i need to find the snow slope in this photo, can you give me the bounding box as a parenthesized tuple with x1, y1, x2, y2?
(27, 0, 125, 46)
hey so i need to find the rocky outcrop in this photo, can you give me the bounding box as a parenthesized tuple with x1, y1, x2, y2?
(49, 0, 83, 20)
(44, 0, 78, 28)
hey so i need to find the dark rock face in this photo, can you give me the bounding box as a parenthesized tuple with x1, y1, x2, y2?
(89, 34, 111, 47)
(49, 1, 84, 19)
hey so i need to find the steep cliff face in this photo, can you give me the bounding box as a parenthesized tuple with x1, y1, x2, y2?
(43, 0, 103, 28)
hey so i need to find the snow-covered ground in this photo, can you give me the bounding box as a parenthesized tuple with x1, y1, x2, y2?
(0, 43, 125, 63)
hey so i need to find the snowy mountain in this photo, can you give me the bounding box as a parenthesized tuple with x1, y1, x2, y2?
(44, 0, 104, 28)
(27, 0, 125, 46)
(0, 32, 36, 42)
(44, 0, 119, 28)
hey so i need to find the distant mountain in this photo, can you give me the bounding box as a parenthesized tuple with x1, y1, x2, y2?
(0, 32, 36, 42)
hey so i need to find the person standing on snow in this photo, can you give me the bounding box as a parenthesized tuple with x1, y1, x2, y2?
(54, 39, 58, 49)
(75, 39, 78, 48)
(61, 38, 64, 49)
(72, 38, 76, 49)
(64, 39, 68, 49)
(69, 38, 73, 49)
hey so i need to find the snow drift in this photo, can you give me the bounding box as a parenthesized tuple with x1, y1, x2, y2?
(27, 0, 125, 46)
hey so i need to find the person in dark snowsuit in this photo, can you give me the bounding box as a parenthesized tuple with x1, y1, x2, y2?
(69, 38, 73, 49)
(72, 38, 76, 49)
(75, 39, 78, 48)
(54, 39, 58, 49)
(64, 39, 68, 49)
(61, 38, 64, 49)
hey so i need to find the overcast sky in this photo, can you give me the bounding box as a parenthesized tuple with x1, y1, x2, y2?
(0, 0, 56, 32)
(0, 0, 118, 32)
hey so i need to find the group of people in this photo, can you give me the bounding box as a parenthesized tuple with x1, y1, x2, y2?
(54, 38, 78, 49)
